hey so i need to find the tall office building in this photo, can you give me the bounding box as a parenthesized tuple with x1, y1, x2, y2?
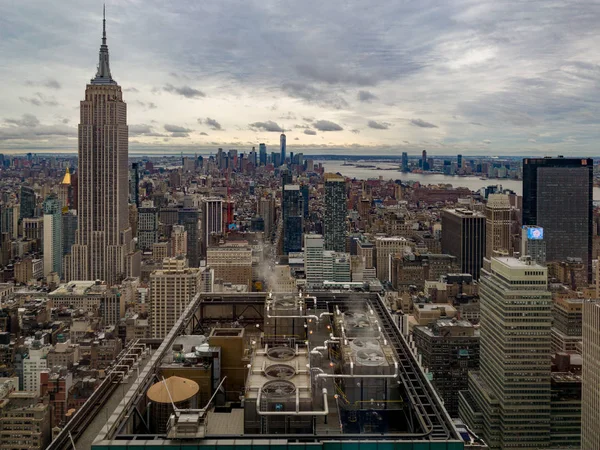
(70, 10, 132, 285)
(206, 243, 253, 289)
(521, 225, 546, 265)
(149, 257, 201, 338)
(582, 300, 600, 450)
(459, 257, 552, 449)
(259, 143, 267, 166)
(374, 236, 412, 282)
(59, 168, 74, 210)
(129, 162, 140, 206)
(523, 157, 593, 282)
(441, 208, 486, 280)
(305, 234, 325, 288)
(324, 174, 347, 252)
(485, 194, 511, 259)
(202, 197, 223, 250)
(20, 186, 36, 219)
(43, 194, 63, 277)
(401, 152, 408, 171)
(457, 154, 462, 169)
(421, 150, 428, 170)
(259, 197, 275, 238)
(300, 184, 309, 219)
(280, 133, 286, 166)
(282, 185, 303, 254)
(137, 203, 158, 251)
(178, 208, 200, 267)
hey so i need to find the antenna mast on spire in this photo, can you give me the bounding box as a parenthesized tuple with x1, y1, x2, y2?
(102, 4, 107, 45)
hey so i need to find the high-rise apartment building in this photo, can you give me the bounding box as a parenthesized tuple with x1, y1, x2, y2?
(202, 197, 223, 250)
(521, 225, 546, 265)
(62, 210, 77, 257)
(324, 174, 347, 252)
(23, 342, 50, 394)
(137, 203, 158, 251)
(282, 185, 303, 254)
(459, 257, 552, 449)
(149, 257, 201, 338)
(442, 208, 486, 280)
(414, 318, 479, 417)
(523, 157, 593, 282)
(582, 300, 600, 450)
(70, 12, 132, 285)
(42, 194, 62, 277)
(485, 194, 511, 259)
(171, 225, 187, 257)
(305, 234, 325, 288)
(280, 133, 286, 166)
(19, 186, 36, 220)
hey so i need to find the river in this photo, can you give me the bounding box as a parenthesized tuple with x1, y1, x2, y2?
(318, 160, 600, 201)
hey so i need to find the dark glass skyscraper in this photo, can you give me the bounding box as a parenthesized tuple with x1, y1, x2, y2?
(20, 186, 35, 219)
(441, 208, 486, 280)
(280, 133, 286, 166)
(259, 143, 267, 166)
(129, 162, 140, 206)
(178, 208, 200, 267)
(522, 157, 593, 282)
(282, 185, 302, 254)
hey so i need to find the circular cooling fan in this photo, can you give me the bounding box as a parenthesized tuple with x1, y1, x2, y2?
(275, 299, 297, 308)
(344, 312, 370, 329)
(356, 349, 386, 366)
(350, 338, 380, 352)
(267, 347, 296, 361)
(264, 364, 296, 380)
(262, 380, 296, 398)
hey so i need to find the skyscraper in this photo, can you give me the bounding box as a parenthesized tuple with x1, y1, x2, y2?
(582, 300, 600, 450)
(202, 197, 223, 250)
(459, 257, 552, 449)
(522, 157, 593, 282)
(43, 194, 62, 277)
(129, 162, 140, 207)
(521, 225, 546, 265)
(20, 186, 36, 219)
(280, 133, 286, 166)
(282, 185, 303, 254)
(457, 154, 463, 169)
(59, 168, 74, 210)
(401, 152, 408, 171)
(259, 143, 267, 166)
(178, 208, 200, 267)
(324, 174, 347, 252)
(441, 208, 486, 280)
(421, 149, 428, 170)
(70, 9, 131, 285)
(485, 193, 512, 259)
(137, 203, 158, 251)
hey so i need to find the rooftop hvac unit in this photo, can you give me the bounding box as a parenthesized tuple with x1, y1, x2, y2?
(350, 338, 380, 352)
(261, 380, 297, 398)
(355, 348, 386, 366)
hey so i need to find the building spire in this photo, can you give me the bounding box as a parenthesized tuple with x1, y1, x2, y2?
(91, 4, 116, 85)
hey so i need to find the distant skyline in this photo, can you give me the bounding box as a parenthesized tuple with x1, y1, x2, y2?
(1, 0, 600, 155)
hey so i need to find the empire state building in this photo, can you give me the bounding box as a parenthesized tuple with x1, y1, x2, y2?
(70, 9, 131, 285)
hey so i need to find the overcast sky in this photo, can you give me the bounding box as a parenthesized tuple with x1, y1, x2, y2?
(1, 0, 600, 156)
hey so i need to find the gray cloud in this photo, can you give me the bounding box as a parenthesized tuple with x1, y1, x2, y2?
(200, 132, 208, 136)
(249, 121, 284, 132)
(19, 92, 58, 107)
(281, 82, 348, 109)
(164, 124, 192, 133)
(358, 90, 378, 102)
(199, 117, 222, 130)
(25, 79, 61, 89)
(314, 120, 343, 131)
(5, 114, 40, 127)
(170, 132, 190, 138)
(163, 84, 205, 98)
(368, 120, 391, 130)
(295, 63, 376, 86)
(304, 129, 317, 135)
(124, 87, 139, 93)
(410, 118, 438, 128)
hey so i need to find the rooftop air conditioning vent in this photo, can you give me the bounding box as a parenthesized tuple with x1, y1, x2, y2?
(275, 299, 296, 308)
(261, 380, 296, 398)
(356, 349, 386, 366)
(350, 338, 380, 352)
(266, 347, 296, 361)
(264, 364, 296, 380)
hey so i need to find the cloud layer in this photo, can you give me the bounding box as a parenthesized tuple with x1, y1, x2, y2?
(1, 0, 600, 155)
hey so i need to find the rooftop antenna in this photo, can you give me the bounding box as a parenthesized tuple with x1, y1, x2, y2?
(102, 4, 107, 45)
